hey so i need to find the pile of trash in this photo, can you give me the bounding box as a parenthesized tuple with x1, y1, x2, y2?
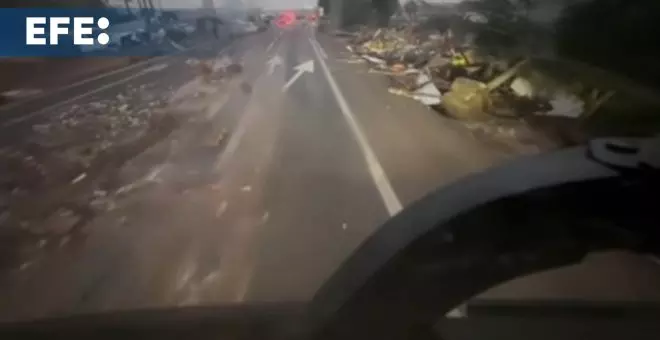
(341, 18, 602, 125)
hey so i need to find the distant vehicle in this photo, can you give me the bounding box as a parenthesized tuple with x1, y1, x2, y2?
(261, 14, 275, 24)
(247, 15, 269, 32)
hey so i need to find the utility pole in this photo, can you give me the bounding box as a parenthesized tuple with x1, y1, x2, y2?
(124, 0, 133, 15)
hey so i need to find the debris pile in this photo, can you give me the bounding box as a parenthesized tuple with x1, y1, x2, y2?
(341, 15, 618, 137)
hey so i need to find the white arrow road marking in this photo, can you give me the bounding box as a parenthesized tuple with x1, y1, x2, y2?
(282, 60, 314, 92)
(267, 36, 281, 53)
(267, 54, 283, 75)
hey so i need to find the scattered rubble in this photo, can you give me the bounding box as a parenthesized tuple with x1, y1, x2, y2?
(1, 57, 242, 241)
(0, 52, 248, 272)
(340, 14, 628, 148)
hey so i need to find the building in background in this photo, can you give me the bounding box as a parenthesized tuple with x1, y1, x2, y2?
(202, 0, 217, 15)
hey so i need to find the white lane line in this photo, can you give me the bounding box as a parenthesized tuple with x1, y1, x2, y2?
(308, 37, 403, 216)
(317, 42, 328, 59)
(266, 39, 276, 52)
(267, 31, 284, 53)
(311, 36, 466, 318)
(310, 38, 328, 59)
(214, 72, 267, 170)
(2, 41, 238, 128)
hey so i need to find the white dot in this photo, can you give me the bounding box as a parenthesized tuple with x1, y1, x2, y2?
(97, 33, 109, 45)
(97, 17, 109, 29)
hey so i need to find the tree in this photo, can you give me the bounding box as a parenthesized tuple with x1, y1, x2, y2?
(555, 0, 660, 87)
(460, 0, 540, 53)
(403, 0, 419, 21)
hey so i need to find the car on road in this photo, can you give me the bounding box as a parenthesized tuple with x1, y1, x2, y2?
(261, 14, 275, 25)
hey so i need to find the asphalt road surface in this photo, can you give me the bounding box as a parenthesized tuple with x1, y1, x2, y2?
(1, 24, 660, 322)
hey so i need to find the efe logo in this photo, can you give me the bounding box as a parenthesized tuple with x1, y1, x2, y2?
(26, 17, 110, 46)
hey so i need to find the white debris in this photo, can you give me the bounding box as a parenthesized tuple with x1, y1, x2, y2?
(412, 73, 442, 106)
(2, 88, 43, 98)
(37, 239, 47, 248)
(241, 185, 252, 192)
(115, 181, 140, 195)
(510, 77, 535, 98)
(546, 92, 585, 118)
(71, 173, 87, 184)
(105, 200, 117, 211)
(464, 11, 489, 24)
(176, 264, 197, 291)
(144, 63, 169, 73)
(213, 56, 233, 71)
(261, 211, 270, 223)
(342, 223, 348, 230)
(145, 166, 164, 182)
(216, 201, 228, 218)
(362, 55, 386, 65)
(338, 58, 366, 64)
(200, 271, 220, 285)
(89, 102, 106, 110)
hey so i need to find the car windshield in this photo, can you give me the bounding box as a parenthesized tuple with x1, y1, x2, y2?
(1, 0, 659, 325)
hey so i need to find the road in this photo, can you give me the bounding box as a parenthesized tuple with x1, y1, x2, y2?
(1, 24, 660, 322)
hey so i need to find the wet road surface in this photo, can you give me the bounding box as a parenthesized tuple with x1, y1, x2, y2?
(1, 25, 660, 322)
